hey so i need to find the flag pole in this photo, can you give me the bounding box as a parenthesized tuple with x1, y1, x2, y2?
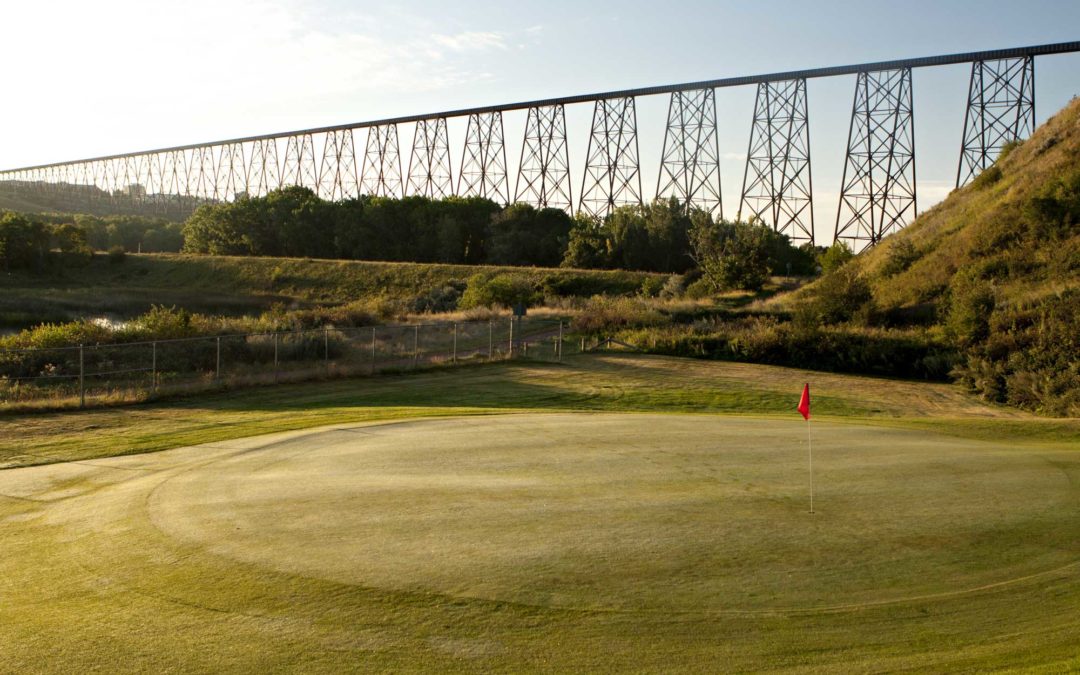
(807, 417, 814, 514)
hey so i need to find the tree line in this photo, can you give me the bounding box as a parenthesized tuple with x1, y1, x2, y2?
(4, 187, 823, 289)
(181, 187, 817, 282)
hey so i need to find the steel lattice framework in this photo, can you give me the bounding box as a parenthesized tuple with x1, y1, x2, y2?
(318, 129, 359, 200)
(579, 97, 642, 219)
(656, 89, 722, 217)
(361, 124, 403, 198)
(957, 57, 1036, 188)
(407, 117, 453, 198)
(458, 112, 509, 203)
(835, 68, 916, 252)
(1, 42, 1077, 245)
(515, 104, 573, 211)
(738, 79, 814, 244)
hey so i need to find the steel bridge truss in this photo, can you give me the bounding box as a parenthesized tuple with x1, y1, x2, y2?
(407, 117, 453, 198)
(739, 79, 814, 244)
(458, 112, 509, 203)
(1, 42, 1077, 246)
(514, 104, 573, 211)
(361, 124, 403, 198)
(835, 68, 916, 252)
(579, 97, 642, 220)
(957, 56, 1035, 188)
(656, 89, 722, 217)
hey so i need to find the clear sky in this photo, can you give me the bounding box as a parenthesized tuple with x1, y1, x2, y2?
(2, 0, 1079, 237)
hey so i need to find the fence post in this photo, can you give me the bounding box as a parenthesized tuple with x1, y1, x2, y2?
(151, 341, 158, 391)
(413, 324, 420, 369)
(273, 332, 279, 382)
(488, 321, 493, 360)
(452, 322, 458, 363)
(370, 326, 377, 375)
(508, 316, 514, 359)
(557, 321, 563, 362)
(324, 326, 329, 375)
(215, 336, 221, 380)
(78, 344, 85, 408)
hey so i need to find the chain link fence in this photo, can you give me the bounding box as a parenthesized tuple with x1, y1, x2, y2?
(0, 317, 568, 410)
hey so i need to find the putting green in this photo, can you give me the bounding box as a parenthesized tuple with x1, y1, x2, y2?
(141, 413, 1079, 613)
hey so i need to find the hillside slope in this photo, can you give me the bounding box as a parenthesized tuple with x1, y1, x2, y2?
(0, 253, 660, 327)
(847, 96, 1079, 312)
(790, 97, 1080, 415)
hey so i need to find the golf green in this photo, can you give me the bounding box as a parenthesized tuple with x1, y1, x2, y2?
(140, 413, 1079, 614)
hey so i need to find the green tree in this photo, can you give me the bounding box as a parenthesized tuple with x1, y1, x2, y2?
(690, 219, 776, 291)
(819, 240, 855, 273)
(0, 212, 50, 271)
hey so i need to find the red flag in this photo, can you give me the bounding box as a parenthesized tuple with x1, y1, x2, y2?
(797, 383, 810, 420)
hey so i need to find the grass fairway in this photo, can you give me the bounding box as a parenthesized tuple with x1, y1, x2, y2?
(2, 355, 1079, 672)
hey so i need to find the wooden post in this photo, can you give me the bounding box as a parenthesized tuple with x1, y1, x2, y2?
(215, 336, 221, 380)
(488, 321, 493, 360)
(151, 341, 157, 391)
(323, 326, 329, 375)
(370, 326, 377, 374)
(273, 333, 279, 382)
(78, 344, 85, 408)
(557, 321, 563, 362)
(413, 324, 420, 369)
(452, 322, 458, 363)
(508, 316, 514, 358)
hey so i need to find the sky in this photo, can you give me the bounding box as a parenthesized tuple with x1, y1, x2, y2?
(2, 0, 1079, 240)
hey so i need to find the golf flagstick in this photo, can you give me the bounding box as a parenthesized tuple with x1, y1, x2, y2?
(808, 416, 813, 514)
(798, 383, 813, 514)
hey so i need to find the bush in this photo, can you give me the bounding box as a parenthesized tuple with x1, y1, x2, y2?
(944, 269, 995, 348)
(802, 266, 872, 325)
(107, 245, 126, 264)
(412, 281, 466, 313)
(879, 238, 920, 277)
(819, 240, 854, 274)
(458, 273, 538, 310)
(972, 165, 1003, 189)
(690, 219, 776, 291)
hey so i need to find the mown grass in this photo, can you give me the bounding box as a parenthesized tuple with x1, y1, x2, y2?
(1, 354, 1079, 673)
(3, 353, 1076, 470)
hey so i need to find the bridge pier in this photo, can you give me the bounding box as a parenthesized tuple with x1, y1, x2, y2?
(318, 129, 359, 200)
(579, 96, 642, 220)
(835, 68, 916, 251)
(360, 124, 403, 198)
(657, 88, 722, 217)
(281, 133, 318, 193)
(739, 79, 814, 245)
(407, 118, 453, 198)
(515, 104, 572, 211)
(957, 57, 1035, 188)
(459, 112, 509, 203)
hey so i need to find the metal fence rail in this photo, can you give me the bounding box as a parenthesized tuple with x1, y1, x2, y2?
(0, 316, 566, 410)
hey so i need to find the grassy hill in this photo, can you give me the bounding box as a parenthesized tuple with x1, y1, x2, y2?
(762, 98, 1080, 416)
(812, 96, 1080, 315)
(0, 253, 661, 328)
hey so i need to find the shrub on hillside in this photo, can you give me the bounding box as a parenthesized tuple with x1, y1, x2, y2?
(818, 240, 854, 274)
(458, 273, 538, 310)
(954, 289, 1079, 416)
(944, 269, 995, 348)
(879, 238, 920, 277)
(412, 281, 466, 313)
(799, 266, 872, 325)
